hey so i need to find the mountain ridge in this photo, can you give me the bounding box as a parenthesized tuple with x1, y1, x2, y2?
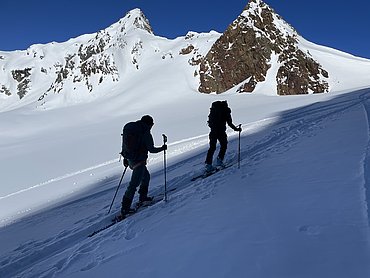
(1, 1, 370, 112)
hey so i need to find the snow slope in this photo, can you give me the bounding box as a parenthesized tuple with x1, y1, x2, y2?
(1, 88, 370, 277)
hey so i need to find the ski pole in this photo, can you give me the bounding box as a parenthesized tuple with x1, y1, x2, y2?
(108, 165, 128, 214)
(238, 124, 241, 169)
(162, 134, 168, 202)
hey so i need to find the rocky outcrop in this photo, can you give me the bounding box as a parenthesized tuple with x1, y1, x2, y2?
(0, 85, 11, 96)
(277, 48, 329, 95)
(11, 68, 32, 99)
(198, 0, 329, 95)
(180, 45, 195, 55)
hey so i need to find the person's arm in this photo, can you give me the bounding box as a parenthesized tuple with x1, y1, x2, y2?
(144, 132, 166, 153)
(226, 110, 240, 131)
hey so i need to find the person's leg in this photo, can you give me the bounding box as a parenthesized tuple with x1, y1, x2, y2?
(218, 132, 228, 162)
(205, 131, 217, 165)
(138, 166, 151, 201)
(121, 164, 146, 213)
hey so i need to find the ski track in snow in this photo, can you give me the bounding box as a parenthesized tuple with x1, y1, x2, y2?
(0, 160, 118, 200)
(1, 90, 370, 277)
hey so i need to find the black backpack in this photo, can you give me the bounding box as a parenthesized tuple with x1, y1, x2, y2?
(207, 101, 229, 129)
(121, 121, 144, 160)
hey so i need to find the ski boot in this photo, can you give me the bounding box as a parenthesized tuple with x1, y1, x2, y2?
(205, 163, 215, 173)
(215, 157, 225, 168)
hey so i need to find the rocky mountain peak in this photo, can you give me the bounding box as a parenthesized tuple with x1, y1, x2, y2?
(198, 0, 329, 95)
(114, 8, 153, 35)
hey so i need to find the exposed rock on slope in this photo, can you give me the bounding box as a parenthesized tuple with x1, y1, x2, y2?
(198, 0, 329, 95)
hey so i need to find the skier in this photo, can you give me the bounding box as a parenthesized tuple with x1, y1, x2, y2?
(205, 101, 241, 172)
(120, 115, 167, 218)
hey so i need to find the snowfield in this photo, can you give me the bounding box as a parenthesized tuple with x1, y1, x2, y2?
(1, 89, 370, 277)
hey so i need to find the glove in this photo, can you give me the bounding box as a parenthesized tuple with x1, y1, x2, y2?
(123, 158, 129, 167)
(162, 144, 168, 151)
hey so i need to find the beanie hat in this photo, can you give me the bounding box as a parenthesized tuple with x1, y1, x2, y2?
(141, 115, 154, 126)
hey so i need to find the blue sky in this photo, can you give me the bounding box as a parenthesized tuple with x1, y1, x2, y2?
(1, 0, 369, 59)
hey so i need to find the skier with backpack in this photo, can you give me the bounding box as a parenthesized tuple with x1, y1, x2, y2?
(205, 101, 242, 172)
(119, 115, 167, 218)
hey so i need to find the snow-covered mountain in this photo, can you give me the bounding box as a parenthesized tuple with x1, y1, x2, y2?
(1, 0, 370, 112)
(1, 1, 370, 277)
(0, 8, 218, 111)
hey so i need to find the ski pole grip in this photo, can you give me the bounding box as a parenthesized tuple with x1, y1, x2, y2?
(162, 134, 168, 144)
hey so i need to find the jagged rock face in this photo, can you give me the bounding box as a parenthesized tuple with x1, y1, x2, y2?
(198, 0, 329, 95)
(277, 47, 329, 95)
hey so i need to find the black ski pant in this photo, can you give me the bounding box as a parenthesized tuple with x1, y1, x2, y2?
(121, 162, 150, 212)
(205, 130, 228, 165)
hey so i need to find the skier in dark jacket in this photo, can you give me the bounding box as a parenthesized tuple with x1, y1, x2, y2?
(120, 115, 167, 217)
(205, 101, 241, 172)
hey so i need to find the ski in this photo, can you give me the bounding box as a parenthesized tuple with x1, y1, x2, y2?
(191, 164, 232, 181)
(88, 187, 176, 238)
(88, 211, 134, 238)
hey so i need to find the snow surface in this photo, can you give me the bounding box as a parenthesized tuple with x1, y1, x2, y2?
(2, 9, 370, 278)
(2, 87, 370, 278)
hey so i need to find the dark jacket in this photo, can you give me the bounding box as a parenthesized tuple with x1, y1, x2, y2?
(132, 120, 163, 162)
(208, 104, 238, 132)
